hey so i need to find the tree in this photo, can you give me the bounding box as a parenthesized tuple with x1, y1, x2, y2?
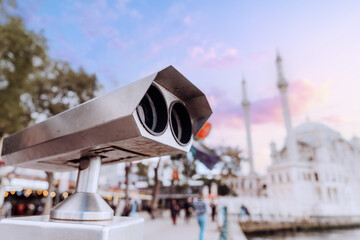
(0, 16, 47, 138)
(124, 162, 131, 205)
(217, 147, 243, 196)
(150, 157, 161, 211)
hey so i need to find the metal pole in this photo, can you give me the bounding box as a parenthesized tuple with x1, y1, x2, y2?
(76, 156, 101, 193)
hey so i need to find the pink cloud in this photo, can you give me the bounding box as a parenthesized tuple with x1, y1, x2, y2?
(188, 44, 240, 69)
(288, 79, 330, 114)
(208, 79, 330, 128)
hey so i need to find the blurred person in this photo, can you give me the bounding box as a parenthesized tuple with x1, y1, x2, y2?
(36, 203, 44, 215)
(16, 203, 25, 216)
(170, 199, 180, 225)
(210, 202, 216, 222)
(3, 201, 12, 218)
(129, 198, 140, 217)
(26, 203, 35, 215)
(240, 204, 251, 222)
(184, 197, 193, 223)
(240, 204, 250, 217)
(115, 199, 125, 216)
(122, 201, 132, 216)
(194, 194, 207, 240)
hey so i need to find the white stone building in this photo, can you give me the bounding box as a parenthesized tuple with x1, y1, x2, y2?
(267, 122, 360, 217)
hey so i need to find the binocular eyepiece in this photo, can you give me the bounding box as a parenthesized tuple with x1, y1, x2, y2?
(137, 84, 192, 146)
(136, 84, 169, 136)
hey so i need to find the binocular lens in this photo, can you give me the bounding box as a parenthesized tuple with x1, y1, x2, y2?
(137, 84, 168, 135)
(170, 102, 192, 145)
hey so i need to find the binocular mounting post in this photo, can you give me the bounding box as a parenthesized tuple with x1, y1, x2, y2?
(50, 155, 114, 221)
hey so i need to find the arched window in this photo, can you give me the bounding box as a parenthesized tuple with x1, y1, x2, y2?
(314, 172, 319, 182)
(271, 174, 275, 183)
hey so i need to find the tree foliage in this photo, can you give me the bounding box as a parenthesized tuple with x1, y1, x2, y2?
(218, 147, 242, 177)
(0, 5, 101, 138)
(0, 16, 47, 137)
(136, 162, 149, 183)
(170, 153, 197, 185)
(27, 61, 99, 117)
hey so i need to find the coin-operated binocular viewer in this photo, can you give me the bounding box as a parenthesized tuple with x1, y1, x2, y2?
(0, 66, 212, 240)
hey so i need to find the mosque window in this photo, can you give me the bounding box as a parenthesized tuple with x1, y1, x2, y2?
(316, 187, 322, 200)
(279, 174, 282, 183)
(333, 188, 338, 202)
(327, 188, 332, 202)
(314, 172, 319, 182)
(308, 173, 312, 181)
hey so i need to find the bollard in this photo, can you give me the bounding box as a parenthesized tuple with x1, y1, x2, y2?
(219, 206, 229, 240)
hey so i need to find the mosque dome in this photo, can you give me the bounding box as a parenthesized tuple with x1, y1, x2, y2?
(294, 122, 341, 147)
(295, 122, 337, 135)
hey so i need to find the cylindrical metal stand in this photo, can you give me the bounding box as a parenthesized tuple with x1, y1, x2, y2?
(76, 156, 101, 193)
(50, 156, 114, 221)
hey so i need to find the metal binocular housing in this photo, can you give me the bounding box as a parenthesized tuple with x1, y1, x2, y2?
(1, 65, 212, 222)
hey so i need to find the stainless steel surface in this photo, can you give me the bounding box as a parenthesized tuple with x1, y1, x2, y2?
(0, 215, 144, 240)
(50, 192, 114, 221)
(76, 156, 101, 193)
(50, 156, 114, 221)
(1, 66, 212, 172)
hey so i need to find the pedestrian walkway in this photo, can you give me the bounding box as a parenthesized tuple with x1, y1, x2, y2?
(142, 212, 220, 240)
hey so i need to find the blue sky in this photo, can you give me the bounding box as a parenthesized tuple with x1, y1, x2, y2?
(12, 0, 360, 173)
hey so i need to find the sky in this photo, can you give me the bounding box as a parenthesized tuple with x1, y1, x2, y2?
(9, 0, 360, 173)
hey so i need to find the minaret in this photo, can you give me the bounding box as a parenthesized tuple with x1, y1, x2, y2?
(241, 77, 255, 175)
(276, 53, 298, 161)
(270, 141, 278, 164)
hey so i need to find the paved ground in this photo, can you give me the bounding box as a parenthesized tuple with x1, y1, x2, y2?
(142, 212, 221, 240)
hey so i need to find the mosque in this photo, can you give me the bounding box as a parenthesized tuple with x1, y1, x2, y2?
(223, 54, 360, 219)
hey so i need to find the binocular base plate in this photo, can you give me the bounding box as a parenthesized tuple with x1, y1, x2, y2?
(0, 215, 144, 240)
